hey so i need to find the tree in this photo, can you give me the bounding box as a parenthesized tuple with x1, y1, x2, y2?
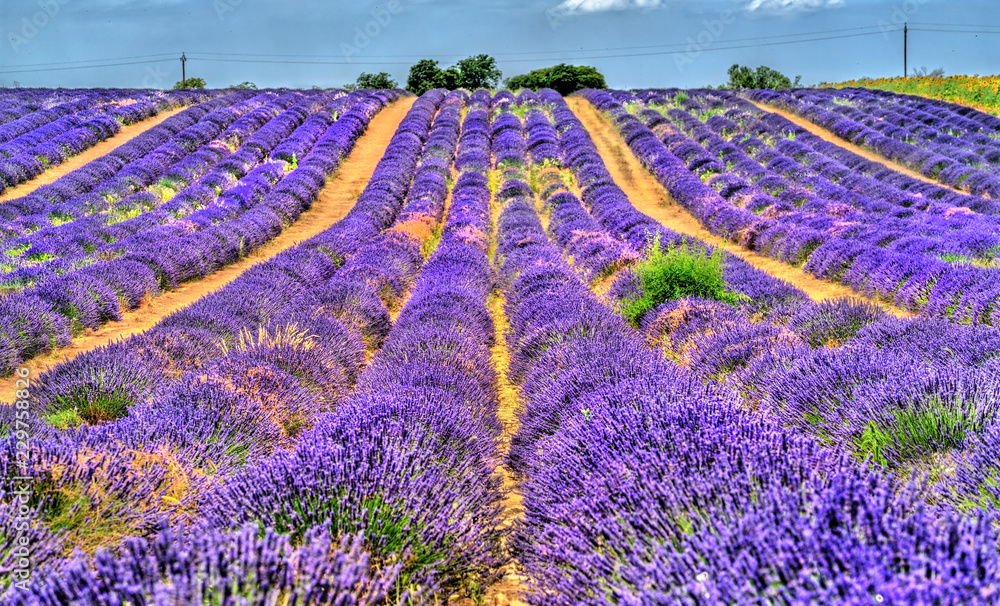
(455, 54, 502, 90)
(406, 55, 502, 93)
(726, 64, 800, 90)
(547, 64, 606, 95)
(407, 59, 446, 95)
(174, 77, 207, 90)
(442, 66, 460, 90)
(506, 64, 607, 95)
(911, 66, 945, 78)
(355, 72, 398, 89)
(231, 81, 257, 89)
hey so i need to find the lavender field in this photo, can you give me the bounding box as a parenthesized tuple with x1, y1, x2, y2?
(3, 85, 1000, 605)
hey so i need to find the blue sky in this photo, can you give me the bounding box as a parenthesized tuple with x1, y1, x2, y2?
(0, 0, 996, 89)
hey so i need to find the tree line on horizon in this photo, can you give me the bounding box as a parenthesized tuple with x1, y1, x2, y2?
(171, 59, 853, 93)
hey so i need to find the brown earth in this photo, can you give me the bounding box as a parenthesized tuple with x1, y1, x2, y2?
(745, 99, 973, 196)
(1, 97, 417, 403)
(476, 292, 530, 606)
(0, 106, 190, 203)
(458, 174, 530, 606)
(565, 96, 914, 319)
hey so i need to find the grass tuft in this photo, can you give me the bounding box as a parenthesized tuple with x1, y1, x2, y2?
(620, 235, 747, 326)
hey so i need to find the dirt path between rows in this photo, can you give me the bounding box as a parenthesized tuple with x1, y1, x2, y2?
(566, 97, 913, 319)
(469, 183, 530, 606)
(745, 99, 971, 196)
(1, 97, 416, 403)
(481, 294, 530, 606)
(0, 106, 191, 203)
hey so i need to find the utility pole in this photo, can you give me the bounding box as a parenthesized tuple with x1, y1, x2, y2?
(903, 24, 908, 78)
(181, 52, 187, 87)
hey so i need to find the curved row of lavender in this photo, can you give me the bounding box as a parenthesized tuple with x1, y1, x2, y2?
(746, 86, 1000, 197)
(0, 89, 449, 603)
(273, 87, 510, 597)
(582, 88, 1000, 325)
(0, 89, 215, 195)
(0, 89, 405, 376)
(1, 91, 309, 281)
(0, 89, 120, 125)
(645, 89, 1000, 237)
(631, 89, 1000, 292)
(489, 91, 1000, 604)
(544, 90, 1000, 501)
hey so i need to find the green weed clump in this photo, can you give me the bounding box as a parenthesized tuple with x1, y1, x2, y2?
(620, 236, 746, 326)
(855, 399, 970, 468)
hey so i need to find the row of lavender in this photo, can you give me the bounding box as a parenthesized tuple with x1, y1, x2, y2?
(634, 89, 1000, 283)
(493, 90, 1000, 604)
(0, 89, 449, 603)
(747, 86, 1000, 198)
(0, 90, 116, 124)
(0, 89, 404, 377)
(642, 88, 1000, 246)
(0, 89, 214, 194)
(545, 91, 1000, 496)
(582, 88, 1000, 325)
(0, 90, 292, 279)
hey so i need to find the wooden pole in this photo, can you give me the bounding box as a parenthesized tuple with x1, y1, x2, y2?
(904, 24, 908, 77)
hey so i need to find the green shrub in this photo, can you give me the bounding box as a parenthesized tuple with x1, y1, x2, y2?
(620, 236, 746, 326)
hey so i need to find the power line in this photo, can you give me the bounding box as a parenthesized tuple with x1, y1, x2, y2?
(908, 22, 1000, 29)
(0, 58, 175, 75)
(0, 26, 931, 75)
(188, 25, 886, 60)
(0, 24, 891, 74)
(909, 27, 1000, 35)
(184, 30, 898, 68)
(0, 53, 178, 69)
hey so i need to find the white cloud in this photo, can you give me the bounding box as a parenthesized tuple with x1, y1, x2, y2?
(744, 0, 844, 13)
(551, 0, 664, 15)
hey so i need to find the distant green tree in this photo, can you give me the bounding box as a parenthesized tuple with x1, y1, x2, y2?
(406, 55, 502, 92)
(552, 64, 606, 95)
(506, 64, 606, 95)
(173, 77, 207, 90)
(442, 66, 460, 90)
(355, 71, 398, 89)
(407, 59, 446, 95)
(726, 64, 800, 89)
(505, 71, 545, 91)
(911, 66, 945, 78)
(231, 81, 257, 90)
(455, 54, 502, 90)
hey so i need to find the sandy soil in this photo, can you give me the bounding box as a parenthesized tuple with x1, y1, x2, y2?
(1, 97, 417, 403)
(746, 99, 974, 195)
(474, 293, 530, 606)
(565, 97, 914, 319)
(0, 106, 190, 203)
(455, 177, 531, 606)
